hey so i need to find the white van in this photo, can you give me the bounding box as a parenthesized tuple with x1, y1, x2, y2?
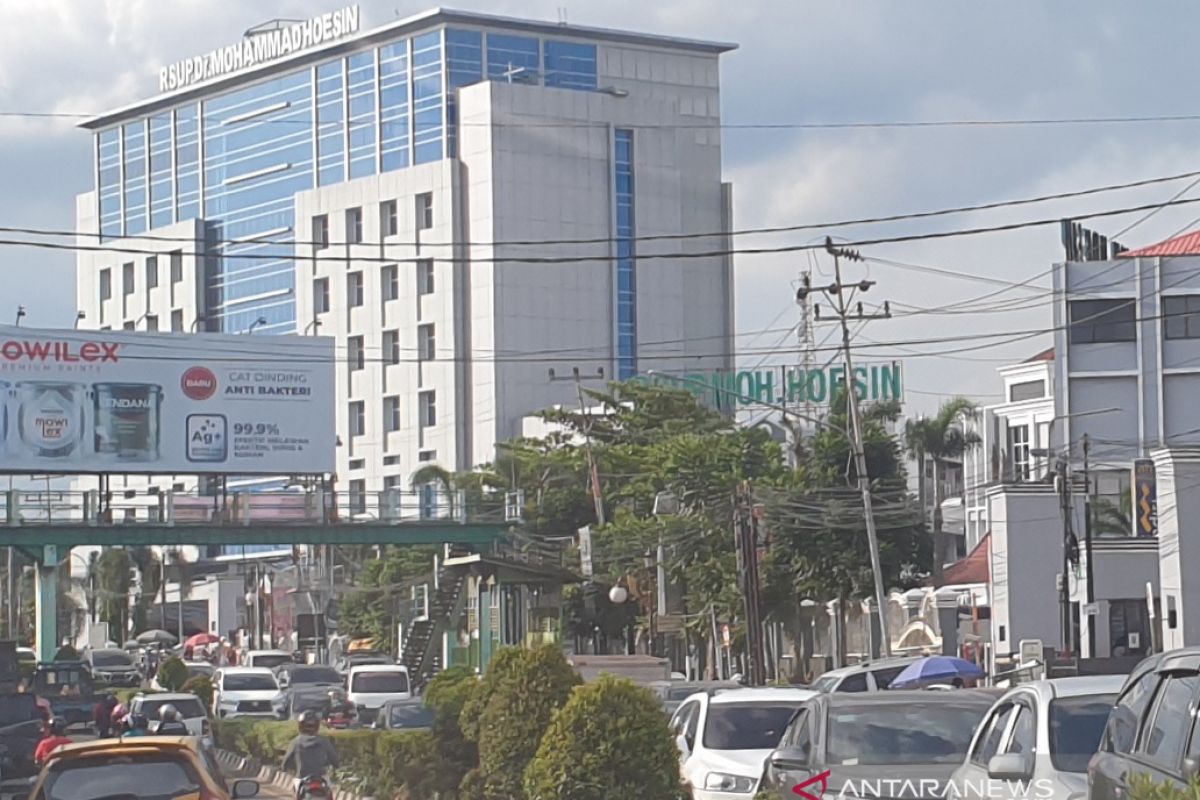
(242, 650, 295, 670)
(346, 665, 412, 723)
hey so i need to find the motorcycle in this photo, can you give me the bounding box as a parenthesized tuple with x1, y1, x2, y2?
(297, 774, 331, 800)
(324, 700, 355, 730)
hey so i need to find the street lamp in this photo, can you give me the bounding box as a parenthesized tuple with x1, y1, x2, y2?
(304, 319, 322, 335)
(14, 306, 25, 326)
(190, 315, 208, 333)
(247, 317, 268, 334)
(608, 586, 628, 605)
(74, 311, 86, 329)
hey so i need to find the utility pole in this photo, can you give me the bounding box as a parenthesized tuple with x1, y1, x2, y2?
(1054, 455, 1078, 655)
(793, 270, 817, 468)
(734, 483, 767, 685)
(1082, 434, 1095, 657)
(549, 368, 607, 525)
(822, 237, 893, 657)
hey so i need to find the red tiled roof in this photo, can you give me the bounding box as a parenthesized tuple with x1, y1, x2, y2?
(1121, 230, 1200, 258)
(936, 533, 990, 588)
(1023, 347, 1054, 363)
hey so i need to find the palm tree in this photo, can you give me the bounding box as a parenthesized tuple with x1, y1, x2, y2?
(1093, 496, 1132, 538)
(410, 464, 457, 518)
(904, 397, 980, 582)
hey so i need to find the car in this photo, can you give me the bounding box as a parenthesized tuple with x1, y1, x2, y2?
(335, 651, 392, 678)
(19, 737, 258, 800)
(32, 663, 96, 728)
(758, 689, 995, 800)
(0, 692, 49, 776)
(808, 655, 922, 693)
(668, 686, 815, 799)
(374, 698, 435, 731)
(1089, 647, 1200, 800)
(346, 665, 412, 723)
(184, 661, 215, 681)
(86, 648, 143, 688)
(16, 649, 36, 680)
(129, 692, 212, 743)
(212, 667, 279, 719)
(274, 664, 342, 690)
(273, 685, 351, 721)
(242, 650, 295, 671)
(948, 675, 1121, 800)
(648, 681, 737, 717)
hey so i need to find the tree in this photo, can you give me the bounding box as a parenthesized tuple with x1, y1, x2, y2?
(96, 548, 133, 639)
(157, 656, 189, 691)
(338, 546, 436, 654)
(525, 675, 682, 800)
(423, 665, 479, 794)
(1094, 495, 1133, 537)
(904, 397, 979, 582)
(129, 547, 162, 633)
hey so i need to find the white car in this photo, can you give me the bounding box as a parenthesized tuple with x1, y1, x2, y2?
(242, 650, 295, 670)
(130, 692, 212, 744)
(213, 667, 280, 719)
(808, 656, 920, 693)
(346, 665, 412, 723)
(668, 686, 815, 800)
(948, 675, 1124, 800)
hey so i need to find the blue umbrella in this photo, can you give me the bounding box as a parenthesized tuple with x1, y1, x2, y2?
(889, 656, 985, 689)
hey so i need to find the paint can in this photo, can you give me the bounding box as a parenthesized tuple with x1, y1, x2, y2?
(16, 382, 86, 459)
(92, 383, 163, 462)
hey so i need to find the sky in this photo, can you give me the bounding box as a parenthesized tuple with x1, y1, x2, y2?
(4, 0, 1200, 416)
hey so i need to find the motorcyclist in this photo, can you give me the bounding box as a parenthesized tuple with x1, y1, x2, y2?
(109, 703, 128, 735)
(93, 694, 117, 738)
(154, 705, 190, 736)
(34, 718, 73, 764)
(282, 711, 338, 796)
(123, 713, 150, 737)
(323, 690, 352, 724)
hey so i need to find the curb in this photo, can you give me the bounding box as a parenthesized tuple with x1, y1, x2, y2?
(216, 749, 367, 800)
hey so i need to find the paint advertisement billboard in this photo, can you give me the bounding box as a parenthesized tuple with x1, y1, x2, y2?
(0, 326, 335, 475)
(1133, 458, 1157, 537)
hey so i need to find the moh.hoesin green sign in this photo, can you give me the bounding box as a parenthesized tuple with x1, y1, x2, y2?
(635, 363, 902, 410)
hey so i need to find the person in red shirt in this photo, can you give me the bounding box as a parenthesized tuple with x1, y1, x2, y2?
(34, 718, 72, 765)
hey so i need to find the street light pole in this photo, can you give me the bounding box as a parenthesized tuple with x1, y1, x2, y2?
(1083, 434, 1095, 657)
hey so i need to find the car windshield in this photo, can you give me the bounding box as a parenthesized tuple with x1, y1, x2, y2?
(1049, 694, 1118, 773)
(0, 694, 39, 726)
(223, 674, 277, 691)
(251, 654, 293, 669)
(41, 754, 202, 800)
(812, 675, 839, 693)
(291, 668, 342, 685)
(186, 664, 213, 679)
(91, 651, 133, 668)
(702, 703, 801, 750)
(36, 669, 93, 696)
(388, 704, 435, 728)
(139, 698, 207, 719)
(351, 672, 409, 693)
(826, 704, 988, 765)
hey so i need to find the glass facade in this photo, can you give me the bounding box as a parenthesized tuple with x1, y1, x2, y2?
(614, 129, 637, 379)
(94, 22, 603, 329)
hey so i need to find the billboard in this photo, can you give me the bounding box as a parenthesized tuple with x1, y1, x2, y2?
(1133, 458, 1157, 537)
(0, 326, 335, 475)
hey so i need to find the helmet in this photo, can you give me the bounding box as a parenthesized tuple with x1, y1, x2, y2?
(49, 717, 67, 736)
(127, 713, 149, 730)
(112, 703, 127, 719)
(297, 710, 321, 734)
(159, 704, 179, 722)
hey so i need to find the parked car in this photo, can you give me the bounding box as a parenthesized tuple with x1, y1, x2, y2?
(809, 656, 921, 693)
(757, 690, 994, 800)
(648, 681, 736, 717)
(335, 651, 392, 678)
(0, 692, 50, 776)
(274, 664, 342, 690)
(184, 662, 215, 681)
(668, 686, 815, 799)
(948, 675, 1121, 800)
(22, 736, 259, 800)
(129, 692, 212, 743)
(87, 649, 143, 688)
(346, 665, 412, 723)
(212, 668, 279, 719)
(1090, 647, 1200, 800)
(374, 698, 435, 731)
(241, 650, 295, 671)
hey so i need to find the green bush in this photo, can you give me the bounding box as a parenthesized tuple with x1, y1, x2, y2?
(424, 665, 479, 795)
(460, 647, 526, 743)
(1130, 775, 1200, 800)
(156, 657, 189, 692)
(524, 674, 683, 800)
(182, 676, 213, 708)
(476, 645, 582, 800)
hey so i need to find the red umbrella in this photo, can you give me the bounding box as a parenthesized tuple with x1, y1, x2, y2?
(185, 633, 219, 649)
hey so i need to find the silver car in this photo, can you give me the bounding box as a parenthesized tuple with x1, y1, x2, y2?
(949, 675, 1123, 800)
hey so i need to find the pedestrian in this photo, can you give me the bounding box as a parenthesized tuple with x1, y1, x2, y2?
(94, 694, 117, 738)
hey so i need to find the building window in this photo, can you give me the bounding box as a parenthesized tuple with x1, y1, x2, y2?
(418, 324, 435, 361)
(1068, 298, 1136, 344)
(313, 278, 330, 315)
(487, 33, 540, 81)
(416, 193, 433, 230)
(349, 401, 366, 437)
(419, 449, 436, 462)
(1009, 380, 1044, 402)
(348, 336, 365, 372)
(145, 314, 158, 332)
(122, 262, 135, 295)
(420, 483, 437, 519)
(381, 200, 398, 237)
(544, 40, 598, 90)
(346, 207, 363, 245)
(419, 390, 436, 427)
(384, 475, 402, 492)
(99, 268, 112, 302)
(384, 455, 401, 466)
(383, 330, 400, 365)
(170, 251, 183, 283)
(384, 396, 401, 433)
(382, 265, 399, 302)
(417, 259, 434, 295)
(349, 479, 367, 516)
(1164, 295, 1200, 340)
(146, 257, 159, 289)
(1008, 425, 1030, 481)
(313, 215, 330, 250)
(170, 310, 183, 332)
(614, 128, 637, 379)
(347, 272, 364, 308)
(122, 321, 135, 330)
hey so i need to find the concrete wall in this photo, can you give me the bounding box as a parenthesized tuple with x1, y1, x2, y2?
(1153, 447, 1200, 650)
